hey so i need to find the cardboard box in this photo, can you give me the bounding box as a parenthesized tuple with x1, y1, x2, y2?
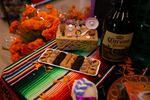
(56, 24, 98, 51)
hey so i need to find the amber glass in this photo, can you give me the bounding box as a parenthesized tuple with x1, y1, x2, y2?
(100, 0, 134, 62)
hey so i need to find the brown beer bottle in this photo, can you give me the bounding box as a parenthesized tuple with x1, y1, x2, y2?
(101, 0, 134, 62)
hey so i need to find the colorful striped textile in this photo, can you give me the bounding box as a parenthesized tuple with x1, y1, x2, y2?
(1, 39, 113, 100)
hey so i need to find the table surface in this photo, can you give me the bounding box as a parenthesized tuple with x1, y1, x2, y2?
(0, 19, 12, 75)
(1, 38, 149, 100)
(1, 1, 150, 99)
(0, 39, 104, 99)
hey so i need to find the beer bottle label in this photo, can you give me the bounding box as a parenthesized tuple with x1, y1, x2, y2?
(102, 31, 133, 62)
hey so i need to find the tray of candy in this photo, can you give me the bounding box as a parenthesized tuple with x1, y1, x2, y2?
(38, 48, 101, 76)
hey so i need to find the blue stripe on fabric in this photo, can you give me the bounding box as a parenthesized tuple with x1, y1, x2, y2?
(3, 56, 38, 79)
(10, 68, 36, 86)
(3, 45, 58, 83)
(4, 57, 39, 81)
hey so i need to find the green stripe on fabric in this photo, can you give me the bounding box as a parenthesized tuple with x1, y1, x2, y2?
(14, 66, 47, 91)
(14, 67, 68, 100)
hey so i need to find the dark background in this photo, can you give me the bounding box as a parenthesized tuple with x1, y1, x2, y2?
(94, 0, 150, 65)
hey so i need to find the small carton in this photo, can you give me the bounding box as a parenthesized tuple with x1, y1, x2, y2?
(56, 24, 98, 51)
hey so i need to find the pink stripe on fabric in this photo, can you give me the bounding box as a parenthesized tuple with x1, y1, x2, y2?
(7, 65, 35, 84)
(3, 42, 56, 74)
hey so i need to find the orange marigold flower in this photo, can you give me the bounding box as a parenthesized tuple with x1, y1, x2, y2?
(9, 27, 15, 33)
(9, 20, 19, 33)
(21, 19, 45, 30)
(21, 16, 27, 22)
(9, 37, 23, 46)
(20, 44, 31, 55)
(11, 53, 22, 62)
(43, 20, 52, 28)
(42, 18, 60, 41)
(45, 15, 56, 22)
(37, 11, 48, 19)
(41, 29, 53, 41)
(67, 5, 90, 20)
(33, 62, 43, 70)
(46, 4, 53, 9)
(9, 38, 24, 61)
(22, 5, 36, 17)
(50, 8, 59, 17)
(28, 39, 45, 50)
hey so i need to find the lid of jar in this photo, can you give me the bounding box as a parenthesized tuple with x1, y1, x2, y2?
(85, 17, 99, 29)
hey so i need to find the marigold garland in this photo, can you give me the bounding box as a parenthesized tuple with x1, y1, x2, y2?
(9, 4, 59, 62)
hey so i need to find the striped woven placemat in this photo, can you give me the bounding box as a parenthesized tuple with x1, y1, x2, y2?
(1, 39, 113, 100)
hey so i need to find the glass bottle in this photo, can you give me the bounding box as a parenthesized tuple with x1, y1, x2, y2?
(101, 0, 134, 62)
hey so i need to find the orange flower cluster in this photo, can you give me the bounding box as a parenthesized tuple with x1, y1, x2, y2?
(22, 5, 36, 19)
(67, 5, 91, 20)
(10, 4, 59, 39)
(42, 18, 60, 41)
(9, 20, 19, 33)
(21, 18, 45, 31)
(9, 4, 60, 61)
(10, 38, 45, 62)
